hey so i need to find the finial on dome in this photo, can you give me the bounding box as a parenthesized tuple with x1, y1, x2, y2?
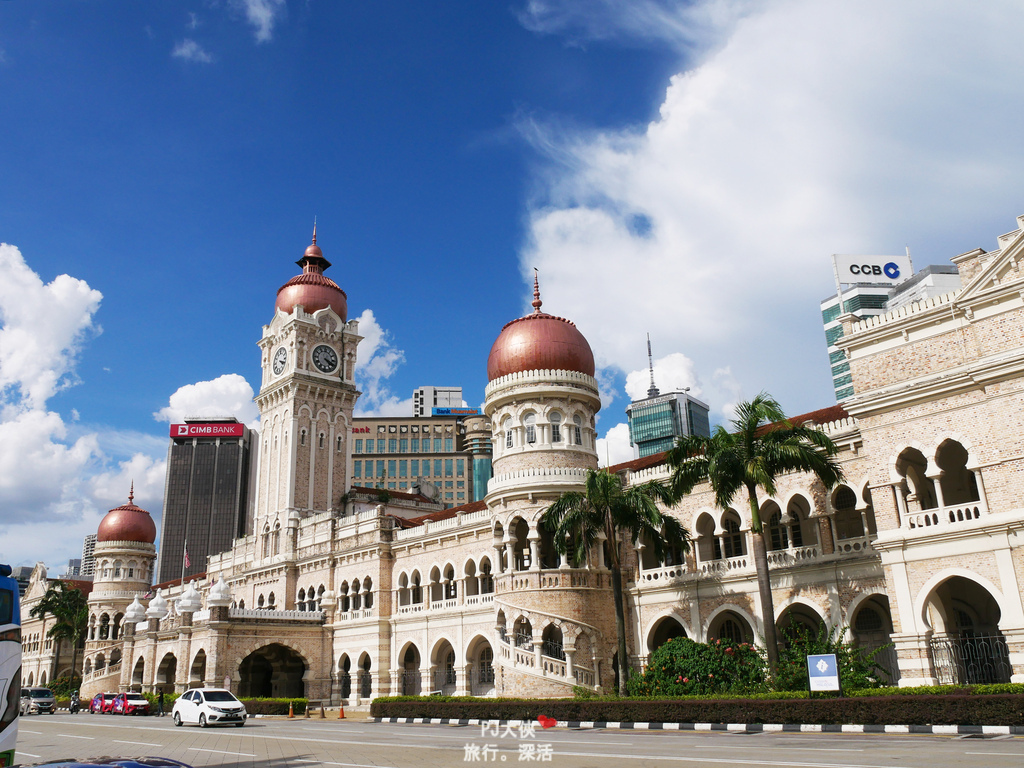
(532, 268, 543, 313)
(312, 217, 317, 245)
(128, 481, 134, 505)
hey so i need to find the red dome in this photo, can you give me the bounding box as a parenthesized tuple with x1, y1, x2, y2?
(487, 275, 594, 380)
(274, 228, 348, 321)
(97, 489, 156, 544)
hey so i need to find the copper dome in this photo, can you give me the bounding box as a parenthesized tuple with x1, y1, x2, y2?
(487, 274, 595, 381)
(275, 225, 348, 320)
(97, 486, 157, 545)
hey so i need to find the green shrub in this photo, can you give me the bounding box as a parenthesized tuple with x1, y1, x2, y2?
(142, 692, 180, 710)
(627, 637, 766, 697)
(773, 624, 888, 692)
(240, 697, 307, 715)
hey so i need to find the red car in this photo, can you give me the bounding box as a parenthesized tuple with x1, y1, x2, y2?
(90, 692, 118, 714)
(112, 692, 151, 716)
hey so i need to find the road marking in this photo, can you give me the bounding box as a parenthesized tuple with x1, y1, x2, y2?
(114, 739, 163, 747)
(965, 752, 1024, 756)
(19, 729, 42, 734)
(57, 734, 94, 739)
(16, 752, 41, 759)
(188, 748, 257, 757)
(554, 751, 907, 768)
(296, 760, 398, 768)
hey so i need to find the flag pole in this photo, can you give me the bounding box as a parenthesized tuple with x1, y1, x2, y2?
(181, 538, 188, 584)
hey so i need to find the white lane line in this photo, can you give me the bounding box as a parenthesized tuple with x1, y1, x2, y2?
(691, 745, 865, 752)
(965, 752, 1024, 756)
(19, 729, 42, 734)
(554, 751, 906, 768)
(114, 739, 163, 747)
(295, 760, 399, 768)
(57, 734, 94, 739)
(16, 752, 41, 759)
(188, 748, 257, 757)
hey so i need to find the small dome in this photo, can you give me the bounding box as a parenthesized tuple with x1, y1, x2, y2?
(487, 274, 595, 381)
(275, 225, 348, 320)
(97, 486, 157, 544)
(124, 596, 147, 624)
(146, 588, 169, 620)
(208, 576, 233, 608)
(177, 581, 202, 614)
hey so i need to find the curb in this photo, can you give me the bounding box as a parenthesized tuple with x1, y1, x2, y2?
(373, 717, 1024, 735)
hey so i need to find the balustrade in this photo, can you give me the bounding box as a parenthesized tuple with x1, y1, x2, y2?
(905, 501, 986, 532)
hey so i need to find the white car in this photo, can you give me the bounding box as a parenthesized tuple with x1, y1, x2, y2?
(171, 688, 247, 727)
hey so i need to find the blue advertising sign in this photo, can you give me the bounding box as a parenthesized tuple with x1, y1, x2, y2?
(807, 653, 841, 692)
(432, 408, 480, 416)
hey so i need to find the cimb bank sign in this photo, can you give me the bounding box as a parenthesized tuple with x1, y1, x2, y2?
(833, 254, 912, 286)
(171, 423, 246, 438)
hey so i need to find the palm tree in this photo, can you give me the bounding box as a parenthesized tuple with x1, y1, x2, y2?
(666, 393, 843, 671)
(541, 467, 688, 695)
(30, 580, 89, 689)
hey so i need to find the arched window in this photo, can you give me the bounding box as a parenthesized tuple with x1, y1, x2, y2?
(319, 433, 325, 449)
(411, 572, 422, 604)
(300, 429, 307, 446)
(297, 588, 306, 611)
(478, 645, 494, 684)
(363, 578, 373, 609)
(573, 415, 583, 446)
(268, 591, 276, 609)
(935, 439, 980, 506)
(549, 412, 562, 443)
(257, 594, 265, 609)
(502, 417, 513, 449)
(317, 585, 325, 610)
(524, 413, 536, 444)
(337, 435, 343, 452)
(833, 486, 864, 540)
(272, 522, 281, 555)
(113, 560, 122, 578)
(719, 516, 745, 559)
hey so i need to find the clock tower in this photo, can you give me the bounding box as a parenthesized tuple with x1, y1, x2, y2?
(253, 227, 362, 540)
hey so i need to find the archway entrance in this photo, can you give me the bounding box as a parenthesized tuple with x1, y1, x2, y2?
(238, 644, 306, 698)
(924, 576, 1010, 684)
(647, 616, 687, 654)
(156, 653, 177, 694)
(190, 650, 207, 687)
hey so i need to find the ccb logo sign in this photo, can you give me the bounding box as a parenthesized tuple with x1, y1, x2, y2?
(849, 262, 900, 279)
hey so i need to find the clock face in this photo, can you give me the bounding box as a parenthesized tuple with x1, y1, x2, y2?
(312, 344, 339, 373)
(272, 347, 288, 375)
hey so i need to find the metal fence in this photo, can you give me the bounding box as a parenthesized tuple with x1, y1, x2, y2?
(359, 671, 372, 698)
(401, 670, 421, 696)
(929, 634, 1012, 685)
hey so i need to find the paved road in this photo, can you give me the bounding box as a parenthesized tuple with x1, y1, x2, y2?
(13, 713, 1024, 768)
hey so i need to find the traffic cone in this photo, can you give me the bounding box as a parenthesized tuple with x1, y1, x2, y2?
(304, 701, 311, 718)
(288, 701, 294, 718)
(320, 702, 326, 719)
(338, 703, 346, 719)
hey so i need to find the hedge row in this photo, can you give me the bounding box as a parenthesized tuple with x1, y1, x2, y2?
(241, 697, 307, 715)
(370, 694, 1024, 726)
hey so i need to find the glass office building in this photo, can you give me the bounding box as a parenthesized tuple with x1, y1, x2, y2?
(626, 391, 711, 458)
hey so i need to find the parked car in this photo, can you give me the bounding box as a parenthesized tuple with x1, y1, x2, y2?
(171, 688, 247, 728)
(90, 691, 118, 714)
(20, 687, 57, 715)
(112, 691, 151, 716)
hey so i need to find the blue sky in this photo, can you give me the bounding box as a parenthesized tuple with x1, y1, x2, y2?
(2, 1, 1024, 570)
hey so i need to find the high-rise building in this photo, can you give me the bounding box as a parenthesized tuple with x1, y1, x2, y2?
(822, 263, 961, 400)
(350, 414, 477, 506)
(156, 417, 256, 584)
(463, 414, 493, 502)
(80, 533, 97, 578)
(64, 558, 82, 578)
(413, 386, 463, 417)
(625, 337, 711, 459)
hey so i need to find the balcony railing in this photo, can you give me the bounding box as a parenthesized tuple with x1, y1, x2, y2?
(905, 501, 987, 532)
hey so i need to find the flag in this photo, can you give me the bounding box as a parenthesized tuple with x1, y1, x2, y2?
(184, 546, 191, 569)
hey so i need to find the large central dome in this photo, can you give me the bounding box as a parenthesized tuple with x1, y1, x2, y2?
(97, 486, 157, 545)
(487, 275, 595, 381)
(275, 225, 348, 320)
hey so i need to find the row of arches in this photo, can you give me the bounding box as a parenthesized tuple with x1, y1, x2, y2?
(97, 558, 149, 582)
(88, 612, 125, 641)
(395, 635, 496, 697)
(396, 559, 494, 607)
(24, 671, 47, 685)
(84, 648, 121, 676)
(337, 578, 373, 612)
(498, 410, 588, 451)
(894, 439, 984, 521)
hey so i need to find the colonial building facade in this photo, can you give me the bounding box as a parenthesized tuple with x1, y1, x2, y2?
(72, 215, 1024, 704)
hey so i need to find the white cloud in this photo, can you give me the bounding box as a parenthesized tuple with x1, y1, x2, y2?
(521, 1, 1024, 418)
(88, 452, 167, 514)
(353, 309, 409, 417)
(153, 373, 259, 429)
(624, 352, 700, 401)
(0, 244, 102, 409)
(172, 39, 214, 64)
(188, 12, 201, 31)
(232, 0, 287, 43)
(597, 422, 634, 467)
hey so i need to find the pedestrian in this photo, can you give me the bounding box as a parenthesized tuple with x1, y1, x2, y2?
(158, 689, 164, 717)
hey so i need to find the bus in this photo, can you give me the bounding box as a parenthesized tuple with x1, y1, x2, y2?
(0, 564, 19, 768)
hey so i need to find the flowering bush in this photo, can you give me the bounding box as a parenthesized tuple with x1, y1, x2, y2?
(627, 637, 766, 696)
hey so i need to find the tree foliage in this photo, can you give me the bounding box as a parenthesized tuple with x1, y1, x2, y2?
(627, 637, 767, 696)
(541, 468, 689, 695)
(30, 579, 89, 689)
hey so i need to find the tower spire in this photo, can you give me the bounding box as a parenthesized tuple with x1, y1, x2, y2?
(532, 268, 543, 313)
(128, 480, 135, 505)
(312, 216, 317, 245)
(646, 333, 660, 398)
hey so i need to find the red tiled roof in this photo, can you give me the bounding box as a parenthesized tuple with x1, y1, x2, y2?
(394, 500, 487, 528)
(151, 572, 207, 592)
(349, 486, 434, 503)
(62, 579, 94, 596)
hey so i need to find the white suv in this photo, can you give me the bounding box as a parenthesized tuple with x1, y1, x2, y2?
(171, 688, 247, 727)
